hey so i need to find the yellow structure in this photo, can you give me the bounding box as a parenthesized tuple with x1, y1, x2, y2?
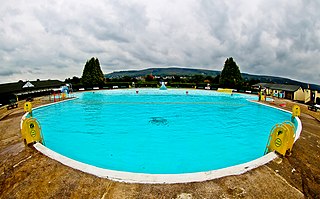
(260, 92, 266, 101)
(294, 87, 307, 102)
(316, 91, 320, 101)
(265, 121, 295, 156)
(295, 88, 320, 104)
(292, 105, 300, 117)
(254, 83, 319, 104)
(21, 118, 43, 145)
(217, 88, 233, 94)
(24, 102, 33, 113)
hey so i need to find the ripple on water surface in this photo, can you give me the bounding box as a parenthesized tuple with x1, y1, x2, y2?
(34, 89, 291, 174)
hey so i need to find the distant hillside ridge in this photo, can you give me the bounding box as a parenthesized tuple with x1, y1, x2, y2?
(105, 67, 320, 90)
(105, 67, 220, 78)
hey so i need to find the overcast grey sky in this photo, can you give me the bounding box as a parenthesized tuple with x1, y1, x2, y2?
(0, 0, 319, 84)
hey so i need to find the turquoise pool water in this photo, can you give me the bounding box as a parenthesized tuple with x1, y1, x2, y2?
(34, 89, 291, 174)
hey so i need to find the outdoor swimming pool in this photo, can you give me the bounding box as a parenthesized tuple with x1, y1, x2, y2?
(33, 89, 291, 174)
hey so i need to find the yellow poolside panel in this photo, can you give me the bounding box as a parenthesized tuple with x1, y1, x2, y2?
(21, 118, 43, 145)
(292, 105, 300, 117)
(217, 88, 233, 94)
(265, 121, 295, 156)
(24, 102, 32, 113)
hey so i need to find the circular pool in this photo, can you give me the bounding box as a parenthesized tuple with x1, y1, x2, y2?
(34, 89, 291, 175)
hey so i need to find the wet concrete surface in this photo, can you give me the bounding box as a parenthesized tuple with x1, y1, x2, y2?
(0, 97, 319, 198)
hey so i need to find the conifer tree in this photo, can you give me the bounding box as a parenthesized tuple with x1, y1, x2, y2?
(219, 57, 242, 88)
(81, 57, 105, 87)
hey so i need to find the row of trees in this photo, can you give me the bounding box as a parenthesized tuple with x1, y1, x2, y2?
(65, 57, 259, 89)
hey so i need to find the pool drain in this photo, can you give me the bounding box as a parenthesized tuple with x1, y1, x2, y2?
(149, 117, 168, 126)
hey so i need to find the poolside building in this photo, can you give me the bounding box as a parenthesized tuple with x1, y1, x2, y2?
(252, 83, 320, 104)
(0, 80, 64, 105)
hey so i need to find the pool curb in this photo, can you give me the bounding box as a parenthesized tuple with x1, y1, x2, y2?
(26, 95, 302, 184)
(33, 143, 278, 184)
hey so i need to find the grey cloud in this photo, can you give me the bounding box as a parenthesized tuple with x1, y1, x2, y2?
(82, 1, 148, 44)
(0, 0, 319, 84)
(195, 0, 320, 83)
(0, 70, 18, 76)
(87, 17, 131, 43)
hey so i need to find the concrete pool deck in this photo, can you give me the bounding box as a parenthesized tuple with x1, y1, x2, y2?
(1, 95, 320, 198)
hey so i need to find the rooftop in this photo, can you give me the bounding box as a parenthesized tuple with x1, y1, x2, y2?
(252, 83, 301, 92)
(0, 80, 64, 95)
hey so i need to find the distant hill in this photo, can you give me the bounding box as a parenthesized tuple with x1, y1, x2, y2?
(241, 73, 320, 90)
(105, 67, 320, 90)
(105, 67, 220, 78)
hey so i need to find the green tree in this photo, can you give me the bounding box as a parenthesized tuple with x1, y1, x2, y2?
(120, 76, 133, 82)
(81, 57, 105, 87)
(213, 74, 220, 84)
(145, 74, 154, 81)
(172, 75, 181, 82)
(65, 76, 81, 84)
(204, 75, 214, 83)
(219, 57, 242, 88)
(191, 74, 205, 83)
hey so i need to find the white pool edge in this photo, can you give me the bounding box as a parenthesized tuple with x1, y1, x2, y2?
(26, 97, 302, 184)
(33, 143, 278, 184)
(250, 100, 302, 142)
